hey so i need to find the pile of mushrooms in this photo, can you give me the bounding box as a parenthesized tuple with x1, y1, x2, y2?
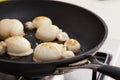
(0, 19, 33, 56)
(0, 16, 80, 62)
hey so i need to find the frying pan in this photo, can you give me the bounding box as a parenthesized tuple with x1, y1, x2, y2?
(0, 0, 120, 79)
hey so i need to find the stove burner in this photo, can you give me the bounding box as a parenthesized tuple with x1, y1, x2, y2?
(93, 52, 111, 80)
(0, 52, 111, 80)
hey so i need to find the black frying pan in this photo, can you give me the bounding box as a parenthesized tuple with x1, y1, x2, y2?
(0, 0, 120, 79)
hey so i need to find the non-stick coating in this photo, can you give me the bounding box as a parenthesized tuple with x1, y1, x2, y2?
(0, 0, 107, 76)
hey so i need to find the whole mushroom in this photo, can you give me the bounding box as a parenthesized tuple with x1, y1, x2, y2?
(33, 16, 52, 28)
(5, 36, 33, 56)
(25, 21, 35, 30)
(57, 31, 70, 42)
(62, 50, 75, 59)
(35, 25, 60, 41)
(33, 42, 66, 62)
(0, 19, 25, 39)
(64, 39, 80, 53)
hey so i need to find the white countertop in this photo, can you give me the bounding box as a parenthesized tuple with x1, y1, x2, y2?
(54, 0, 120, 40)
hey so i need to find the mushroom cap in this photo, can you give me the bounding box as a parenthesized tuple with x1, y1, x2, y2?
(64, 39, 80, 53)
(57, 32, 70, 42)
(5, 36, 33, 56)
(0, 19, 24, 39)
(25, 21, 35, 30)
(62, 50, 75, 59)
(35, 25, 60, 41)
(33, 42, 65, 62)
(33, 16, 52, 28)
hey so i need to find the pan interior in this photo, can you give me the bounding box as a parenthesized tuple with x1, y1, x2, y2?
(0, 1, 107, 62)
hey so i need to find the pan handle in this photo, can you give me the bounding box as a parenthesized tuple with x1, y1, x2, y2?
(55, 64, 120, 79)
(96, 65, 120, 80)
(55, 63, 120, 79)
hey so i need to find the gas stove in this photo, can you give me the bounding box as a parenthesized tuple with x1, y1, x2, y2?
(0, 38, 120, 80)
(64, 38, 120, 80)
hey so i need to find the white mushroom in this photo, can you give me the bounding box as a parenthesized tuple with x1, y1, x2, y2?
(64, 39, 80, 53)
(32, 16, 52, 28)
(5, 36, 33, 56)
(0, 19, 25, 39)
(25, 21, 35, 30)
(35, 25, 60, 41)
(33, 42, 66, 62)
(0, 41, 7, 55)
(62, 50, 75, 59)
(57, 32, 69, 42)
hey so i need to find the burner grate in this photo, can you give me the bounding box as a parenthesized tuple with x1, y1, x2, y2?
(92, 52, 112, 80)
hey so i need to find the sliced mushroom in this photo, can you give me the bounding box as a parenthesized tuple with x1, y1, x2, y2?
(35, 25, 60, 41)
(5, 36, 33, 56)
(0, 19, 25, 39)
(64, 39, 80, 53)
(33, 16, 52, 28)
(0, 41, 7, 55)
